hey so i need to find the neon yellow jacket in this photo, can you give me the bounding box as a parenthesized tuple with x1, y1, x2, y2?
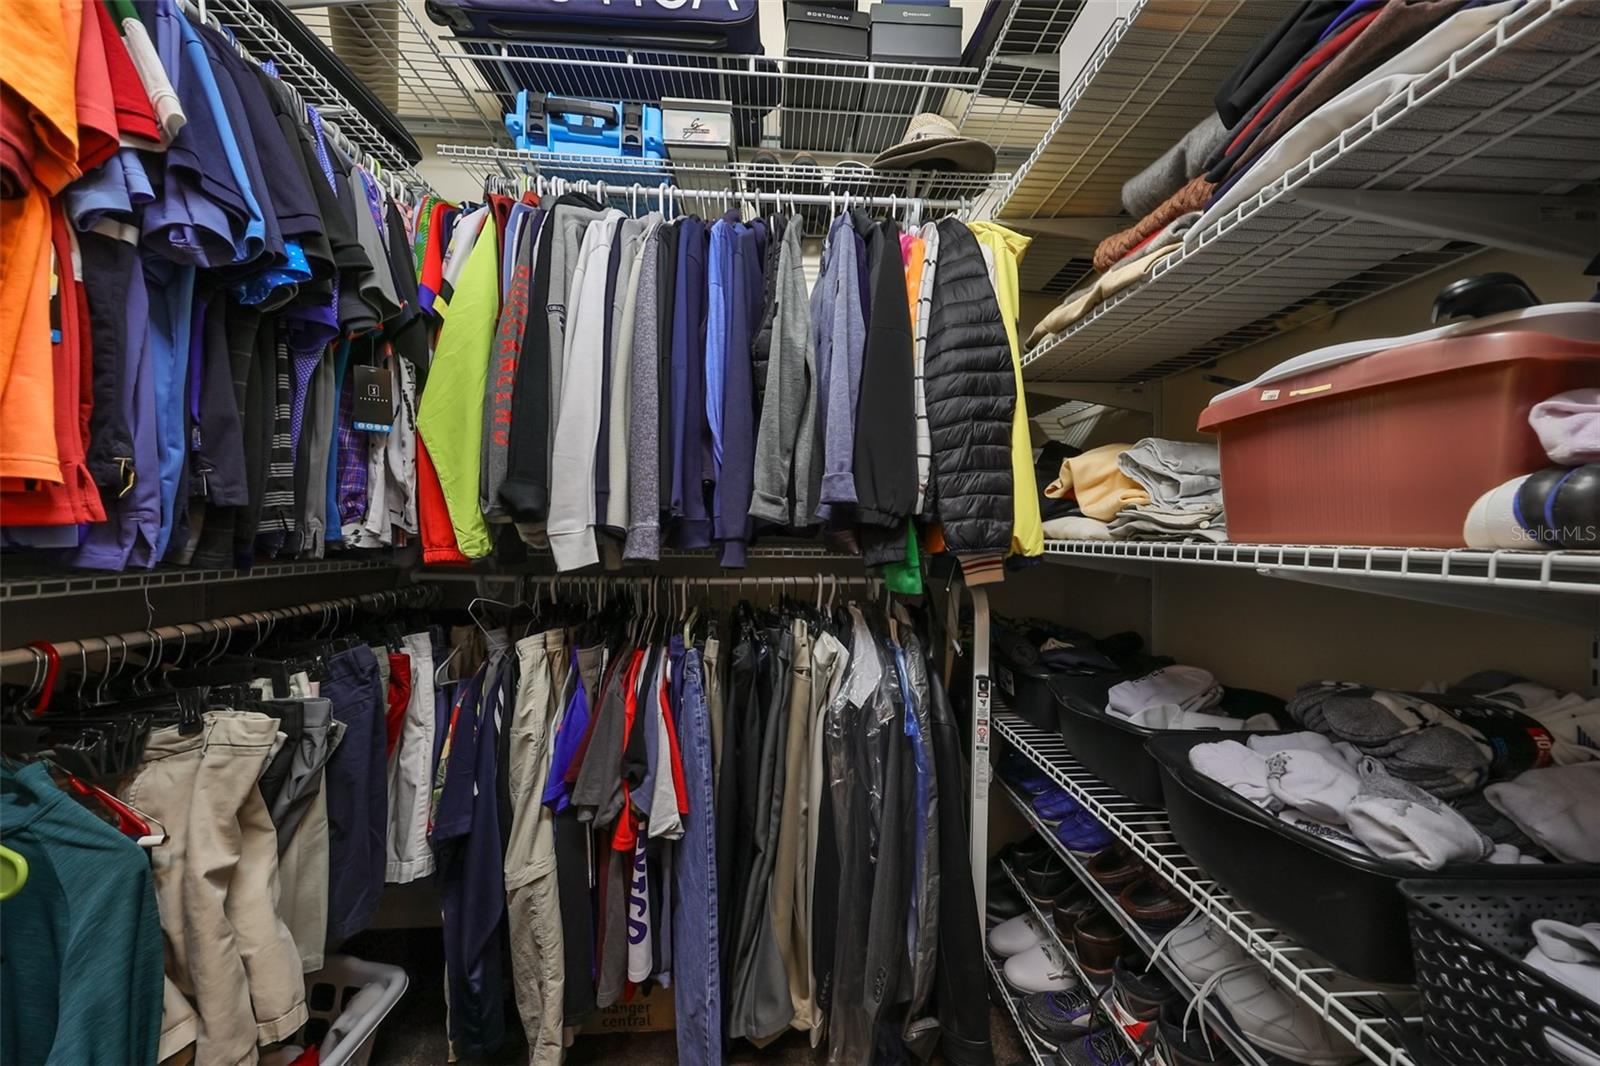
(416, 220, 500, 558)
(967, 221, 1042, 558)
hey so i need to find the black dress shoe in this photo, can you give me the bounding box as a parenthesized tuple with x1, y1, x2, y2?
(1021, 851, 1072, 905)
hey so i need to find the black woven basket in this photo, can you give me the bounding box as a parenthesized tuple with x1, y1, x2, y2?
(1399, 877, 1600, 1066)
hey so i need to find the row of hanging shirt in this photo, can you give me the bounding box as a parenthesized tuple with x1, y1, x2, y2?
(411, 182, 1048, 584)
(1, 0, 428, 571)
(432, 579, 991, 1066)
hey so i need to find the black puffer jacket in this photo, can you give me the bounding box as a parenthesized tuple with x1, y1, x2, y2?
(923, 219, 1015, 554)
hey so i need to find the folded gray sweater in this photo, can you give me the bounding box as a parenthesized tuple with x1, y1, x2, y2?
(1121, 113, 1229, 217)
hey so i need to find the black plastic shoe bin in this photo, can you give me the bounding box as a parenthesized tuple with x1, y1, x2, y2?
(1400, 878, 1600, 1066)
(1145, 734, 1600, 984)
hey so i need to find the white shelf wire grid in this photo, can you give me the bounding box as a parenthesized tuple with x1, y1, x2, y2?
(994, 859, 1146, 1062)
(953, 0, 1086, 160)
(437, 145, 1005, 206)
(1042, 541, 1600, 593)
(996, 0, 1297, 220)
(280, 0, 502, 141)
(1021, 0, 1600, 383)
(999, 782, 1278, 1066)
(995, 707, 1424, 1066)
(1041, 541, 1600, 627)
(205, 0, 431, 181)
(984, 945, 1054, 1066)
(431, 30, 989, 161)
(0, 558, 398, 604)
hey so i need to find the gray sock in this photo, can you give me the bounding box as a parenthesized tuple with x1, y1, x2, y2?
(1452, 793, 1546, 855)
(1321, 694, 1420, 745)
(1345, 758, 1494, 869)
(1385, 727, 1490, 780)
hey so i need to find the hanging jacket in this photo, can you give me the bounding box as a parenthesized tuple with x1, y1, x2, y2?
(922, 219, 1014, 557)
(850, 210, 918, 528)
(498, 191, 604, 527)
(966, 220, 1042, 559)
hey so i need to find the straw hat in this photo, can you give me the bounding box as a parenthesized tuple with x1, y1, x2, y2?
(871, 112, 996, 173)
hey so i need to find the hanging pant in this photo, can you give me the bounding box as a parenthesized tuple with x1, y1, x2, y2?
(671, 642, 723, 1066)
(505, 629, 569, 1066)
(121, 712, 309, 1066)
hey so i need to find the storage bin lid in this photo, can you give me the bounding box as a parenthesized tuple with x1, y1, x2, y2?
(1199, 303, 1600, 430)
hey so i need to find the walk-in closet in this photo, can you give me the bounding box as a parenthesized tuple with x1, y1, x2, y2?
(2, 2, 1597, 1065)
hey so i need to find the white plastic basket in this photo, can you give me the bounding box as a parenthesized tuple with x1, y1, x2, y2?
(285, 954, 410, 1066)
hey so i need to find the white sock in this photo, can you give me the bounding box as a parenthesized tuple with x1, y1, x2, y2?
(1345, 758, 1493, 869)
(1190, 740, 1277, 809)
(1265, 749, 1360, 823)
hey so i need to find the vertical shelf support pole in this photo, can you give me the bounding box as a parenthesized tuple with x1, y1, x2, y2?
(968, 582, 992, 931)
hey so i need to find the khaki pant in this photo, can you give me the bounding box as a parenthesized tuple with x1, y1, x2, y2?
(123, 712, 309, 1066)
(505, 629, 569, 1066)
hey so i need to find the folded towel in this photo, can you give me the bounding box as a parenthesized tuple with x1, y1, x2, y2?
(1531, 388, 1600, 465)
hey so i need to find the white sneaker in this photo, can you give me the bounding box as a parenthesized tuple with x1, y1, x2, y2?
(1165, 914, 1358, 1066)
(1003, 942, 1082, 995)
(989, 912, 1050, 957)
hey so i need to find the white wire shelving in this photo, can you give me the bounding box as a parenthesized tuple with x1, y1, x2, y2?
(994, 706, 1423, 1066)
(1020, 0, 1600, 383)
(280, 0, 502, 141)
(1041, 540, 1600, 626)
(0, 559, 400, 605)
(996, 0, 1295, 219)
(984, 948, 1053, 1066)
(434, 145, 1008, 219)
(432, 34, 987, 159)
(999, 782, 1278, 1066)
(206, 0, 432, 182)
(993, 859, 1145, 1061)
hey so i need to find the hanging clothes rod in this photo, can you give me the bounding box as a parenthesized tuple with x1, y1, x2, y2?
(421, 573, 885, 588)
(481, 174, 968, 218)
(0, 587, 436, 671)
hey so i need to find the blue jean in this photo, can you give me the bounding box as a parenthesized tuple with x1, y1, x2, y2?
(671, 643, 722, 1064)
(323, 644, 388, 944)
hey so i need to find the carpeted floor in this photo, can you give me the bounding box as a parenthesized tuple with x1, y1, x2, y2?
(343, 928, 1031, 1065)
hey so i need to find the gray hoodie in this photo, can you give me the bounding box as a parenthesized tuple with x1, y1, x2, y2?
(749, 219, 818, 528)
(624, 223, 665, 561)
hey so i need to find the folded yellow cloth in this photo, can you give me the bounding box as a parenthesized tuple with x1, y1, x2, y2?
(1044, 443, 1151, 521)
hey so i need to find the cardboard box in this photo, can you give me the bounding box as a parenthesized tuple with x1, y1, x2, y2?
(583, 983, 677, 1034)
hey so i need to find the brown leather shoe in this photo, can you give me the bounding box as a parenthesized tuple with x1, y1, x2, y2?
(1085, 845, 1144, 892)
(1051, 883, 1096, 937)
(1118, 875, 1192, 930)
(1072, 910, 1130, 973)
